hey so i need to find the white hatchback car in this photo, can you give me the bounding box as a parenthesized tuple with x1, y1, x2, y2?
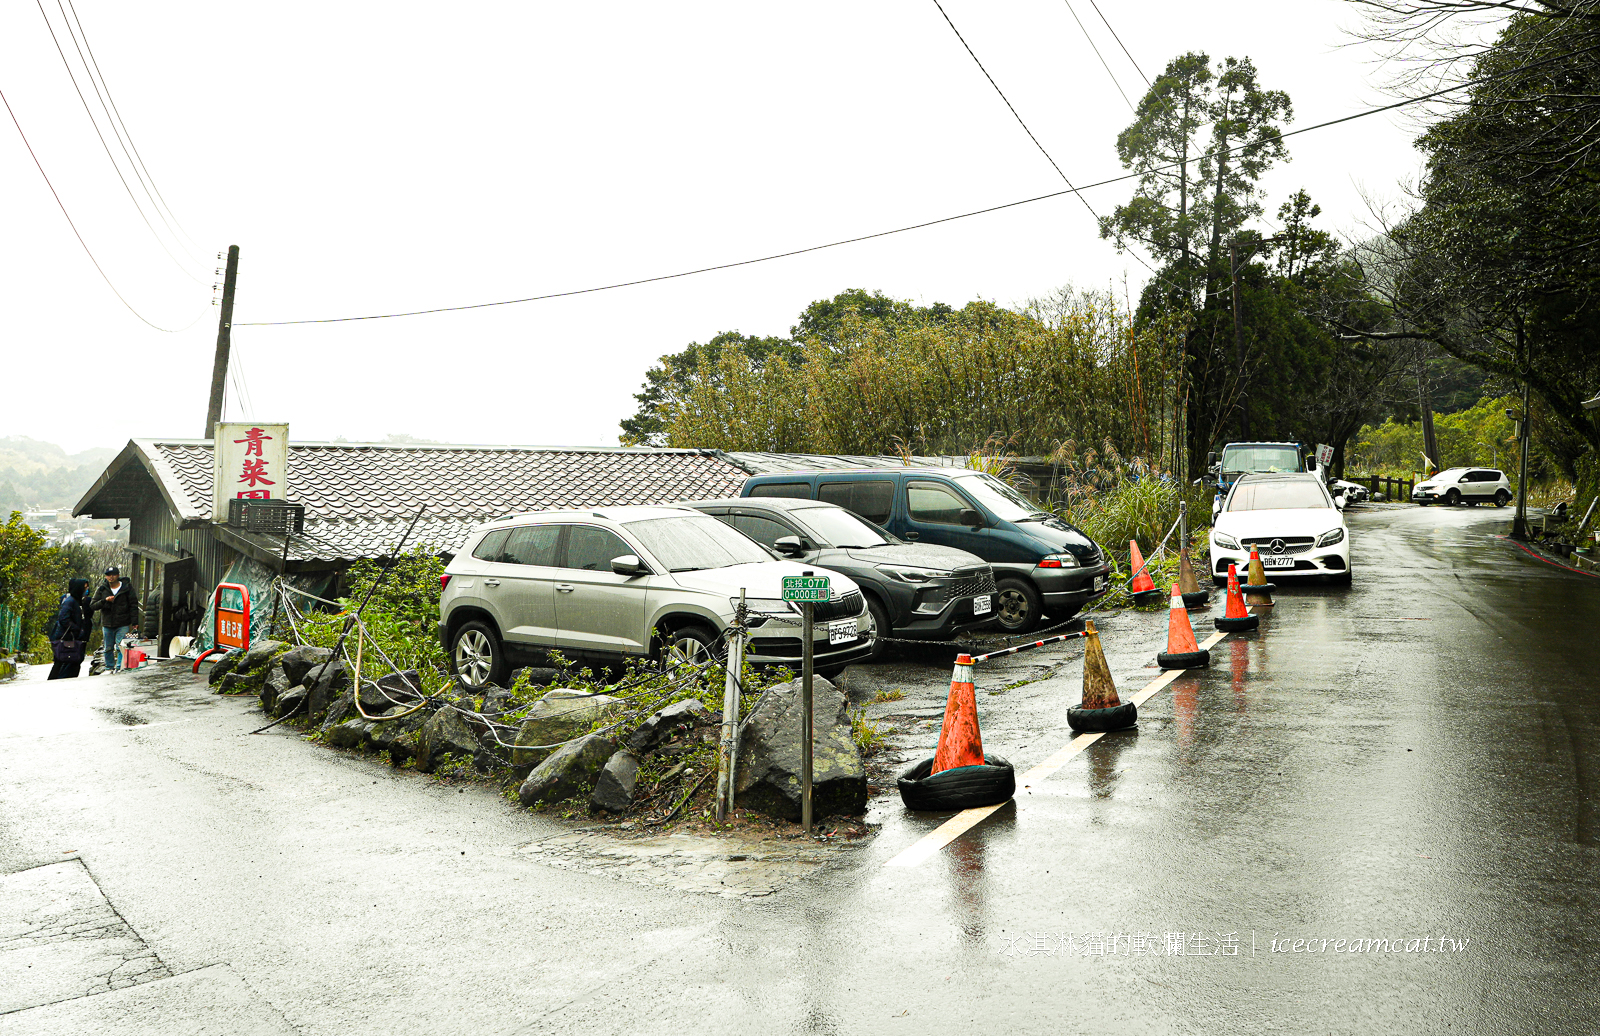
(1209, 473, 1352, 586)
(1411, 467, 1513, 507)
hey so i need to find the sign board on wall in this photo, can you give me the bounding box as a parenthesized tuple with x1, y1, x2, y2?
(212, 422, 289, 519)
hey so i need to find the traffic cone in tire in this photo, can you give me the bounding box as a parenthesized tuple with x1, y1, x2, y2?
(1178, 549, 1210, 609)
(898, 654, 1016, 810)
(932, 654, 984, 774)
(1242, 548, 1276, 608)
(1068, 621, 1137, 732)
(1128, 540, 1163, 605)
(1214, 564, 1260, 632)
(1157, 583, 1211, 670)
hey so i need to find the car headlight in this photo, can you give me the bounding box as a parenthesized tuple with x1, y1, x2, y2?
(1317, 527, 1345, 547)
(1036, 553, 1079, 569)
(1212, 531, 1241, 551)
(739, 597, 796, 628)
(877, 565, 944, 583)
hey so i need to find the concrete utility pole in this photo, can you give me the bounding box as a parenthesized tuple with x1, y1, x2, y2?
(204, 245, 240, 439)
(1230, 240, 1246, 438)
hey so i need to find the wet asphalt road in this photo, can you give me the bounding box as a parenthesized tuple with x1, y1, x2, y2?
(2, 503, 1596, 1034)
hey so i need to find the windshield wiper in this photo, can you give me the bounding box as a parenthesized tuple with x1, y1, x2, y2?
(1015, 511, 1055, 522)
(670, 566, 705, 573)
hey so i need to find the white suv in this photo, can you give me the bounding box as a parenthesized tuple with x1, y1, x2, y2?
(1411, 468, 1513, 507)
(438, 506, 875, 689)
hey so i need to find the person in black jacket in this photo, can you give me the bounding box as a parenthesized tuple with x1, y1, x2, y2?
(48, 577, 91, 680)
(88, 566, 140, 672)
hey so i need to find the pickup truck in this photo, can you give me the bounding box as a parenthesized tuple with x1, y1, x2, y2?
(1208, 442, 1319, 517)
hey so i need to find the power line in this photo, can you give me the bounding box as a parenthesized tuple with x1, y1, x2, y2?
(1061, 0, 1134, 111)
(33, 0, 202, 283)
(235, 42, 1600, 328)
(1086, 0, 1151, 87)
(1, 85, 204, 333)
(62, 0, 205, 260)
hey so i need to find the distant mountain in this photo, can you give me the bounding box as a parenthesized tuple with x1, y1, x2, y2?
(0, 437, 119, 513)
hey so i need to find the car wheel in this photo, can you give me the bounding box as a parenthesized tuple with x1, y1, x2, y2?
(1444, 489, 1461, 506)
(659, 624, 721, 672)
(1213, 575, 1228, 587)
(1495, 490, 1511, 507)
(1330, 566, 1352, 587)
(864, 596, 892, 662)
(451, 620, 507, 691)
(817, 665, 846, 680)
(994, 577, 1042, 634)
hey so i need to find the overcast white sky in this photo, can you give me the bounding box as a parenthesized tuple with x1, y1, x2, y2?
(2, 1, 1476, 455)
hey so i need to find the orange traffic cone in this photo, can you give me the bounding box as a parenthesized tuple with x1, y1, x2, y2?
(1242, 548, 1276, 608)
(1214, 563, 1260, 632)
(1068, 620, 1137, 731)
(1128, 540, 1162, 605)
(932, 654, 985, 773)
(1178, 549, 1209, 608)
(1157, 583, 1211, 670)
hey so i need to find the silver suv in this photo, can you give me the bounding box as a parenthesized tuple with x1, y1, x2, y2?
(438, 506, 875, 689)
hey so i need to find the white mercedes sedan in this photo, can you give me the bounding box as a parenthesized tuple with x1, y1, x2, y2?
(1209, 473, 1352, 586)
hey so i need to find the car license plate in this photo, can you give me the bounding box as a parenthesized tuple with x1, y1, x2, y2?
(827, 619, 857, 645)
(1262, 556, 1295, 569)
(1093, 576, 1106, 592)
(972, 595, 992, 616)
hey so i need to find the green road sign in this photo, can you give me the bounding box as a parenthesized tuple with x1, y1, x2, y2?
(781, 575, 830, 602)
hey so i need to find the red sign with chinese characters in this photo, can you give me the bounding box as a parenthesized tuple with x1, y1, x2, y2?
(214, 583, 250, 650)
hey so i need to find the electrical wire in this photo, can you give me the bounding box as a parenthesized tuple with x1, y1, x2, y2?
(1, 85, 205, 333)
(1086, 0, 1151, 87)
(1061, 0, 1134, 111)
(233, 41, 1600, 327)
(62, 0, 205, 260)
(34, 0, 203, 283)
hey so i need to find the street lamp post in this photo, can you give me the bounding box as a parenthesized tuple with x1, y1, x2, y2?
(1476, 441, 1496, 468)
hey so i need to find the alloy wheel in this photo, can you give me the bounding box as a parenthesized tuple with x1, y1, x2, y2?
(455, 629, 493, 686)
(997, 588, 1031, 628)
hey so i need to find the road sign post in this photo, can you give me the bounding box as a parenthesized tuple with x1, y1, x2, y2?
(782, 573, 830, 836)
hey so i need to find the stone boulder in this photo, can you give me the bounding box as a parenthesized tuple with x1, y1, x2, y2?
(325, 717, 375, 749)
(274, 684, 309, 718)
(415, 706, 482, 773)
(735, 675, 865, 821)
(261, 667, 293, 712)
(239, 640, 287, 671)
(305, 660, 351, 720)
(625, 698, 710, 754)
(207, 650, 244, 685)
(518, 733, 616, 806)
(369, 705, 430, 764)
(279, 645, 333, 686)
(356, 670, 423, 714)
(509, 666, 559, 688)
(590, 749, 641, 813)
(512, 689, 623, 769)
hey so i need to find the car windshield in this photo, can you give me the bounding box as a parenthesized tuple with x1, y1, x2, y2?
(624, 515, 773, 572)
(1228, 481, 1331, 511)
(953, 473, 1049, 521)
(1432, 468, 1469, 480)
(794, 506, 894, 548)
(1221, 445, 1302, 475)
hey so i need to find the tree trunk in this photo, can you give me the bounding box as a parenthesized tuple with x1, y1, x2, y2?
(1418, 359, 1440, 475)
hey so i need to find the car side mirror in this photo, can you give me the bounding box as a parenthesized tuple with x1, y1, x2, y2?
(1307, 456, 1318, 471)
(772, 535, 806, 557)
(1334, 495, 1346, 510)
(1207, 452, 1219, 468)
(958, 508, 984, 528)
(610, 554, 649, 576)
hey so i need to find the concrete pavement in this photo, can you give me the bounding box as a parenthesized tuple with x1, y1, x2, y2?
(2, 503, 1596, 1034)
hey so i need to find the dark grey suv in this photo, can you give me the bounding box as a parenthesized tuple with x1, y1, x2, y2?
(680, 497, 997, 658)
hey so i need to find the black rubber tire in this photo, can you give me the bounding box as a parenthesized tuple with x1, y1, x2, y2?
(816, 665, 846, 680)
(1067, 701, 1138, 732)
(658, 624, 722, 671)
(1132, 589, 1165, 606)
(994, 577, 1043, 634)
(1212, 574, 1228, 587)
(1444, 489, 1461, 506)
(1240, 582, 1277, 594)
(1157, 648, 1210, 670)
(1330, 566, 1352, 586)
(1214, 614, 1260, 632)
(450, 620, 508, 691)
(1181, 590, 1211, 608)
(864, 595, 892, 662)
(897, 753, 1015, 811)
(1495, 491, 1510, 508)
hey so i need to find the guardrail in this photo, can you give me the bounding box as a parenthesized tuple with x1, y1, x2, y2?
(1350, 474, 1415, 500)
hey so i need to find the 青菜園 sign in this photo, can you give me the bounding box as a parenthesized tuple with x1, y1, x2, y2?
(212, 422, 289, 519)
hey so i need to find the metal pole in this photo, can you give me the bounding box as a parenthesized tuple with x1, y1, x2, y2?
(801, 595, 815, 837)
(1230, 240, 1247, 438)
(204, 245, 240, 438)
(715, 589, 746, 822)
